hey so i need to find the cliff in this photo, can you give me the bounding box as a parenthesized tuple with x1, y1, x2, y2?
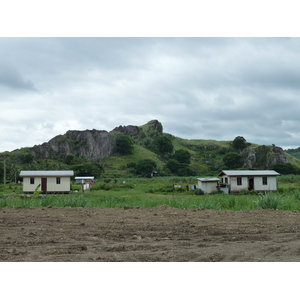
(30, 120, 163, 162)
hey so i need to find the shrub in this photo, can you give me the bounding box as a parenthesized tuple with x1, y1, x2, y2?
(256, 193, 282, 209)
(195, 188, 204, 195)
(211, 190, 224, 195)
(116, 134, 134, 155)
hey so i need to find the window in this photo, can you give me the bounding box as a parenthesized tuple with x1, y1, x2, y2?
(224, 177, 228, 184)
(237, 177, 242, 185)
(262, 177, 268, 185)
(30, 177, 35, 184)
(56, 177, 61, 184)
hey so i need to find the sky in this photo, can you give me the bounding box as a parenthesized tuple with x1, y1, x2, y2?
(1, 0, 300, 153)
(1, 36, 300, 153)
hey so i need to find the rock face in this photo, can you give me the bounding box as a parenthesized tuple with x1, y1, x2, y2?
(242, 145, 288, 169)
(30, 120, 163, 162)
(31, 130, 116, 161)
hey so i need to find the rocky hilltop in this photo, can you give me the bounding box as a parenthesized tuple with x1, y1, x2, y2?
(30, 120, 163, 162)
(2, 119, 296, 174)
(242, 145, 288, 169)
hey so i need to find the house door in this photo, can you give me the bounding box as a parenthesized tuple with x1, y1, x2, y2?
(248, 177, 254, 191)
(41, 178, 47, 193)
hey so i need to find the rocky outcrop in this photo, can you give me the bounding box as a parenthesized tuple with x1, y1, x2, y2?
(31, 129, 117, 161)
(30, 120, 164, 162)
(242, 145, 288, 169)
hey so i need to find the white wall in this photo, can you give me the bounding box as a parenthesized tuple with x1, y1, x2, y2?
(23, 177, 41, 192)
(23, 177, 71, 192)
(198, 181, 218, 193)
(227, 176, 278, 192)
(230, 177, 248, 192)
(253, 176, 277, 191)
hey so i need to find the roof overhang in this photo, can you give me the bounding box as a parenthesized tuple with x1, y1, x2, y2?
(218, 170, 280, 177)
(20, 170, 74, 177)
(197, 178, 220, 182)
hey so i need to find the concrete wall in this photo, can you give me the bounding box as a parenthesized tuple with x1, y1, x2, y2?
(229, 177, 248, 192)
(23, 176, 71, 193)
(253, 176, 277, 191)
(227, 176, 277, 192)
(198, 181, 218, 194)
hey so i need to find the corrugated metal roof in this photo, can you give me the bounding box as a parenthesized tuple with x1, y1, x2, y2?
(20, 170, 74, 177)
(197, 178, 220, 182)
(75, 177, 94, 180)
(218, 170, 280, 176)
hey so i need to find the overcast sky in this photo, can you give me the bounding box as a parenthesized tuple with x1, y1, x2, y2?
(1, 37, 300, 152)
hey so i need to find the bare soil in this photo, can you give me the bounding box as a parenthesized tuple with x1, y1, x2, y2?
(1, 206, 300, 262)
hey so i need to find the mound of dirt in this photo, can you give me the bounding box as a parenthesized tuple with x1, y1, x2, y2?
(1, 206, 300, 261)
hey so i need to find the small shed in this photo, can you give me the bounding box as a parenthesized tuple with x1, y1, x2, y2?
(20, 170, 74, 193)
(197, 178, 220, 194)
(75, 176, 95, 184)
(218, 170, 280, 193)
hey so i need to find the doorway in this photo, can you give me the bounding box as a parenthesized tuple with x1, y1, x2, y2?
(41, 178, 47, 193)
(248, 177, 254, 191)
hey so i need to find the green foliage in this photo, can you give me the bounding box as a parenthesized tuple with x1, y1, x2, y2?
(174, 149, 191, 164)
(232, 136, 247, 151)
(273, 163, 299, 175)
(223, 152, 243, 169)
(136, 159, 157, 177)
(195, 188, 204, 195)
(150, 135, 173, 155)
(73, 162, 104, 177)
(285, 147, 300, 160)
(65, 154, 76, 165)
(256, 193, 282, 209)
(166, 159, 180, 173)
(116, 134, 134, 155)
(91, 181, 134, 191)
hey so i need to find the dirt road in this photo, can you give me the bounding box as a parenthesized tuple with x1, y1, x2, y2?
(1, 206, 300, 261)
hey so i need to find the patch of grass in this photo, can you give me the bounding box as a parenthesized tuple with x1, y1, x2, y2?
(256, 193, 282, 210)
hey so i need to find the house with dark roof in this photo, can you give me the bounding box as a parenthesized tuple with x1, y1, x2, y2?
(19, 170, 74, 193)
(218, 170, 280, 193)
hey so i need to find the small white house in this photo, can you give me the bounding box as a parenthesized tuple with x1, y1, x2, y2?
(75, 176, 94, 184)
(197, 178, 220, 194)
(20, 170, 74, 193)
(218, 170, 280, 193)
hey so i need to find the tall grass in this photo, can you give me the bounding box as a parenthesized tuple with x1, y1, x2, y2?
(1, 177, 300, 211)
(256, 193, 282, 210)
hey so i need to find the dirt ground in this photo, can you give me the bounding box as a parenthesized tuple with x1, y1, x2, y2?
(1, 205, 300, 262)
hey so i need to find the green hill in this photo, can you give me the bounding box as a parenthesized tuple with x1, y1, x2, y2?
(1, 119, 300, 181)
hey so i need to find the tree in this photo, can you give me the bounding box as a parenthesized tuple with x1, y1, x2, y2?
(65, 154, 76, 165)
(223, 152, 244, 169)
(166, 159, 180, 173)
(232, 136, 247, 151)
(174, 149, 191, 164)
(151, 135, 173, 155)
(73, 162, 104, 178)
(116, 134, 134, 155)
(136, 159, 157, 177)
(273, 163, 299, 175)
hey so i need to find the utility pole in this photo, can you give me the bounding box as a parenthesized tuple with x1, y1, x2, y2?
(3, 157, 6, 185)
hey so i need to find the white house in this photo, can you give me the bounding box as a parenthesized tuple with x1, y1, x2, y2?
(197, 178, 220, 194)
(218, 170, 280, 193)
(20, 170, 74, 193)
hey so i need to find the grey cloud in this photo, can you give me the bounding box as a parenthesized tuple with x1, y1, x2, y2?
(0, 62, 37, 91)
(1, 37, 300, 152)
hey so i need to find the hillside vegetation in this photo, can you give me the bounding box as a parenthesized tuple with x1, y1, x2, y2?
(1, 120, 300, 182)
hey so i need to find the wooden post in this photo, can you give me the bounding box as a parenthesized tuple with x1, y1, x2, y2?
(3, 157, 6, 185)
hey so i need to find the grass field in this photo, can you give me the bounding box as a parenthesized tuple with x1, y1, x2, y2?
(0, 175, 300, 210)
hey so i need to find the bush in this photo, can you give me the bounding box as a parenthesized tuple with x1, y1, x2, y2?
(256, 193, 282, 209)
(194, 188, 204, 195)
(116, 134, 134, 155)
